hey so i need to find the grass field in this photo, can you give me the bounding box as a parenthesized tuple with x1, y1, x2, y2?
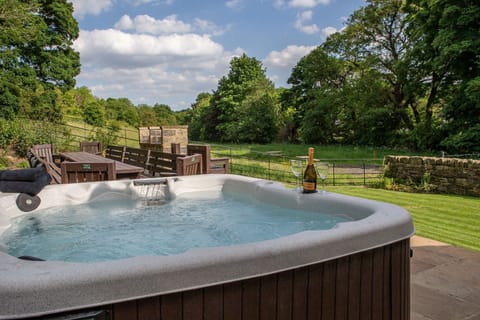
(208, 142, 433, 160)
(63, 117, 139, 149)
(326, 186, 480, 251)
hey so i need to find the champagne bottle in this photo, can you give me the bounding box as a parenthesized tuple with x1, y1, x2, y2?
(302, 147, 317, 193)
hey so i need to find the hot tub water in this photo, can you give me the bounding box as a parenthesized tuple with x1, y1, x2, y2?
(2, 190, 352, 262)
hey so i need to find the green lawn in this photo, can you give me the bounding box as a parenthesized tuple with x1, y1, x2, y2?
(210, 142, 431, 160)
(327, 186, 480, 251)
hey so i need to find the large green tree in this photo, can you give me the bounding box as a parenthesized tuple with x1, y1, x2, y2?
(344, 0, 416, 130)
(406, 0, 480, 153)
(138, 104, 158, 127)
(152, 104, 177, 125)
(326, 0, 423, 145)
(230, 78, 280, 143)
(103, 98, 139, 127)
(189, 92, 212, 140)
(206, 54, 279, 143)
(287, 47, 347, 144)
(0, 0, 80, 120)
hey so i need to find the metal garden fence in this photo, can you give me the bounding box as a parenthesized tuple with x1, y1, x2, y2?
(208, 145, 385, 187)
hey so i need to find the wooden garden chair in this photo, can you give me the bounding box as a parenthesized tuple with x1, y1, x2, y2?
(186, 144, 229, 174)
(61, 162, 115, 184)
(80, 141, 103, 155)
(175, 154, 203, 176)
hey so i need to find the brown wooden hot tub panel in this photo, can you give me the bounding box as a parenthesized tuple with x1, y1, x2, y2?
(37, 239, 410, 320)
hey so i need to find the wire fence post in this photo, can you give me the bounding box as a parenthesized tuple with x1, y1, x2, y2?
(268, 157, 271, 180)
(363, 162, 366, 185)
(229, 147, 233, 174)
(332, 162, 336, 186)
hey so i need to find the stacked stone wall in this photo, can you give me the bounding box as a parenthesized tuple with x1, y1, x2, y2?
(384, 156, 480, 196)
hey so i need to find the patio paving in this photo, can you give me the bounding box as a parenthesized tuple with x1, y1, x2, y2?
(411, 236, 480, 320)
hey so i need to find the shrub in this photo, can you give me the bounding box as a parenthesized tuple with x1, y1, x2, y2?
(0, 118, 74, 157)
(89, 126, 120, 150)
(0, 156, 10, 169)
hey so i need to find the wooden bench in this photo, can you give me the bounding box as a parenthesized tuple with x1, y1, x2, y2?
(80, 141, 103, 155)
(123, 147, 150, 168)
(105, 145, 126, 162)
(146, 150, 185, 177)
(186, 144, 229, 174)
(104, 145, 204, 177)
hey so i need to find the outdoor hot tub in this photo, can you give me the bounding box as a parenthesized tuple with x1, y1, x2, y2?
(0, 174, 414, 320)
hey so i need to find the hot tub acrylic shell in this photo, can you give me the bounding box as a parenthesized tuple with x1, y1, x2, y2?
(0, 174, 414, 319)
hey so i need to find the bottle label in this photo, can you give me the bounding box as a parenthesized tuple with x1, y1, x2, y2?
(303, 181, 316, 191)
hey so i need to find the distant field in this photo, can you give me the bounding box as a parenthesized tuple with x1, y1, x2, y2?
(207, 142, 431, 160)
(64, 118, 139, 149)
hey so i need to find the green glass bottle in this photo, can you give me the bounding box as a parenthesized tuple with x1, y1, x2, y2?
(302, 147, 317, 193)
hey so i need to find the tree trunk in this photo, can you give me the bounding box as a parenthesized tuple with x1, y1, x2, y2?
(424, 72, 441, 127)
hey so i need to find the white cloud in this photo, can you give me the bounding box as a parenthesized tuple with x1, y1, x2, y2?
(293, 11, 339, 39)
(114, 15, 227, 36)
(288, 0, 330, 8)
(321, 26, 337, 40)
(273, 0, 285, 8)
(194, 18, 228, 36)
(75, 29, 225, 66)
(115, 15, 134, 30)
(294, 10, 319, 34)
(226, 0, 242, 9)
(263, 45, 316, 87)
(69, 0, 112, 18)
(274, 0, 330, 8)
(264, 45, 316, 68)
(115, 14, 192, 34)
(273, 0, 286, 9)
(73, 29, 238, 108)
(131, 0, 175, 5)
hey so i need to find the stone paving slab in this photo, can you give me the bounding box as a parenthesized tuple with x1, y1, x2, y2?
(411, 236, 480, 320)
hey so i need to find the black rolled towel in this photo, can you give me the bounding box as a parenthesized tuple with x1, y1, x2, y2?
(0, 166, 48, 182)
(0, 169, 51, 195)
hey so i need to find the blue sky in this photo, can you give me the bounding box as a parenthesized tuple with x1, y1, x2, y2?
(70, 0, 366, 110)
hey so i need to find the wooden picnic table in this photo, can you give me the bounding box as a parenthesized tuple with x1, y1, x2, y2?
(60, 152, 144, 180)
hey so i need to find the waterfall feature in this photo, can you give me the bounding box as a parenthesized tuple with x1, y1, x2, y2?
(133, 178, 176, 205)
